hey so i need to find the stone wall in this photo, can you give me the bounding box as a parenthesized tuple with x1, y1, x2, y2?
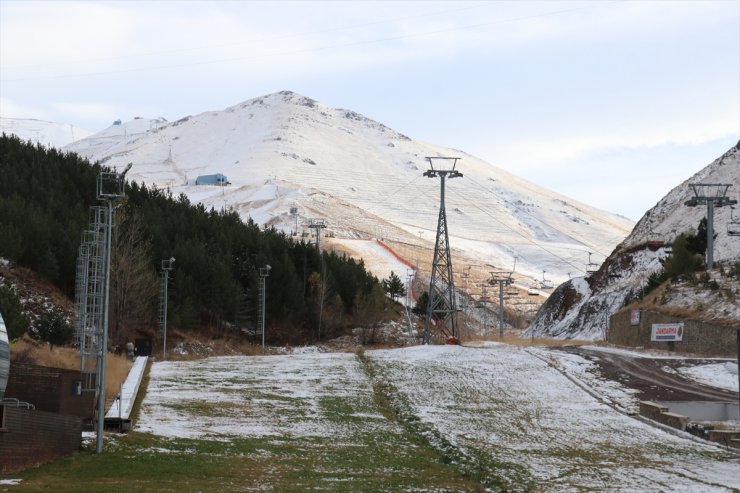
(608, 309, 738, 357)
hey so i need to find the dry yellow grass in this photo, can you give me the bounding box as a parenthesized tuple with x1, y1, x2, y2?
(10, 336, 131, 405)
(164, 328, 267, 360)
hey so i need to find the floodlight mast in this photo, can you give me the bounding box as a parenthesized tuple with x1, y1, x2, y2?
(160, 258, 175, 361)
(684, 183, 737, 270)
(423, 157, 463, 344)
(95, 164, 131, 454)
(258, 265, 271, 349)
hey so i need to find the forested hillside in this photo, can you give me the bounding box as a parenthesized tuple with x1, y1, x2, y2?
(0, 134, 386, 345)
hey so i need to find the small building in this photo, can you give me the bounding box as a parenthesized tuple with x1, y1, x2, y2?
(195, 173, 230, 186)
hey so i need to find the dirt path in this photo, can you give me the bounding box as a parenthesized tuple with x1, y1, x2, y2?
(560, 346, 739, 402)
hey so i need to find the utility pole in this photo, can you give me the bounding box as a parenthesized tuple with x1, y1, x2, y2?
(159, 258, 175, 360)
(94, 163, 131, 454)
(684, 184, 737, 270)
(423, 157, 463, 344)
(489, 271, 513, 340)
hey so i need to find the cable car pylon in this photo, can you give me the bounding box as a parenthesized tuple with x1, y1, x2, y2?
(423, 157, 463, 344)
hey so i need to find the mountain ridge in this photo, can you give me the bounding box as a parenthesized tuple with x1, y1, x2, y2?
(63, 90, 633, 293)
(526, 141, 740, 339)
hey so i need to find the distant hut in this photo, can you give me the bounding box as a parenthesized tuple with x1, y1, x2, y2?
(195, 173, 230, 186)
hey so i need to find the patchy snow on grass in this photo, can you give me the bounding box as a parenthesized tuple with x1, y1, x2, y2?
(678, 361, 739, 393)
(526, 346, 641, 413)
(137, 352, 389, 440)
(366, 345, 740, 492)
(136, 345, 739, 491)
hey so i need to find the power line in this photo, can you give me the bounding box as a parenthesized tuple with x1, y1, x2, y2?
(462, 174, 624, 259)
(2, 1, 623, 83)
(3, 2, 496, 70)
(444, 183, 589, 274)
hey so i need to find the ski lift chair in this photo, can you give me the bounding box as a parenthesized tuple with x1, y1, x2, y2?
(728, 207, 740, 237)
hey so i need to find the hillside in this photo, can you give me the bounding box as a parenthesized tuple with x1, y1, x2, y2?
(65, 91, 633, 296)
(526, 141, 740, 340)
(0, 135, 392, 346)
(0, 117, 93, 148)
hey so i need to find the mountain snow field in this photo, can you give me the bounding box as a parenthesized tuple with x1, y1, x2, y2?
(64, 91, 634, 289)
(0, 117, 93, 149)
(137, 345, 740, 491)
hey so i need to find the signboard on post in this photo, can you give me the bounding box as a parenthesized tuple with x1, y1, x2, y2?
(651, 323, 684, 342)
(630, 309, 641, 326)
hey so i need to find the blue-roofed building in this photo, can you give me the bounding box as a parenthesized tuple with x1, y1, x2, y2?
(195, 173, 230, 186)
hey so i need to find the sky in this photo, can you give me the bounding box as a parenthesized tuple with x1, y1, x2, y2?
(1, 0, 738, 221)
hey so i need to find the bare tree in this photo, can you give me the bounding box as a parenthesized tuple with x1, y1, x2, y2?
(110, 209, 159, 343)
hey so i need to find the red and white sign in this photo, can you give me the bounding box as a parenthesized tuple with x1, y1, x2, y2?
(630, 309, 641, 326)
(651, 323, 684, 342)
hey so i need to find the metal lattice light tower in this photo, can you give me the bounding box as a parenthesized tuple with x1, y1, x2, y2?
(423, 157, 463, 344)
(159, 258, 175, 360)
(684, 183, 737, 270)
(258, 265, 271, 348)
(94, 163, 131, 454)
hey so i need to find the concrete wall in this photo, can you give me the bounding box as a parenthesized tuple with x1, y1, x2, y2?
(0, 405, 82, 474)
(609, 309, 738, 357)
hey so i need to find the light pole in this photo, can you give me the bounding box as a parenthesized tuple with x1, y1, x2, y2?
(95, 163, 131, 454)
(259, 265, 271, 349)
(160, 258, 175, 360)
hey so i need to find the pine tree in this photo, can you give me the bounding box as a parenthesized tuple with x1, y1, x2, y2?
(382, 271, 406, 302)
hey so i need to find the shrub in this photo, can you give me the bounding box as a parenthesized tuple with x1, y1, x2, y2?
(34, 309, 74, 350)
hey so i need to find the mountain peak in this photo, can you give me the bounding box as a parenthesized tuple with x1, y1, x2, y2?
(65, 94, 633, 295)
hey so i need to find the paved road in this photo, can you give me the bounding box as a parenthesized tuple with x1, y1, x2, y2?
(560, 346, 738, 402)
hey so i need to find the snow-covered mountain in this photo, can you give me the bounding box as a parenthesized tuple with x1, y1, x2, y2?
(65, 91, 633, 291)
(526, 141, 740, 339)
(1, 117, 93, 149)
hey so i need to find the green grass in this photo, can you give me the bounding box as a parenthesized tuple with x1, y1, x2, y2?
(4, 354, 485, 492)
(7, 428, 483, 492)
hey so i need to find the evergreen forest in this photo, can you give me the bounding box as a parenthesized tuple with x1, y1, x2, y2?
(0, 134, 388, 345)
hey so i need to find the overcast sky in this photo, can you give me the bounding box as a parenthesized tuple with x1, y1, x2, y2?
(1, 0, 738, 220)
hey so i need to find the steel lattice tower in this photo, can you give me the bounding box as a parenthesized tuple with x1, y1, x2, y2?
(684, 183, 737, 270)
(423, 157, 462, 344)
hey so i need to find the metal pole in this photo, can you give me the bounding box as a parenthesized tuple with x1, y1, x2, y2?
(261, 273, 266, 349)
(96, 201, 113, 454)
(736, 329, 739, 411)
(498, 280, 504, 339)
(706, 201, 714, 271)
(163, 269, 168, 360)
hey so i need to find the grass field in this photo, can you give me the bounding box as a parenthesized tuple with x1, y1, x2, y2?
(3, 345, 739, 492)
